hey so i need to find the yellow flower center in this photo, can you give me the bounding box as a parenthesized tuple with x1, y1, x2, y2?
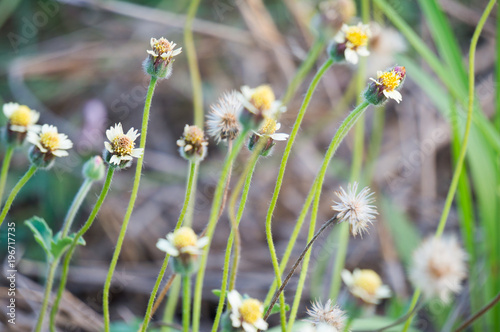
(153, 38, 173, 56)
(172, 227, 198, 249)
(239, 299, 262, 324)
(345, 26, 369, 47)
(378, 71, 401, 92)
(40, 132, 60, 151)
(353, 270, 382, 295)
(260, 117, 278, 135)
(112, 135, 134, 156)
(184, 126, 205, 144)
(9, 105, 33, 127)
(250, 85, 275, 111)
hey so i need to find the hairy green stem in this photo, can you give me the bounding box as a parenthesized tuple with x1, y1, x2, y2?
(0, 145, 14, 204)
(103, 76, 157, 331)
(61, 178, 93, 237)
(185, 0, 203, 127)
(141, 161, 198, 332)
(0, 164, 37, 228)
(182, 274, 191, 332)
(191, 131, 247, 332)
(49, 167, 115, 331)
(34, 259, 58, 332)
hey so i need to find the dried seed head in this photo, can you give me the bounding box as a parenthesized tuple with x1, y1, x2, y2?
(305, 299, 347, 332)
(207, 91, 242, 143)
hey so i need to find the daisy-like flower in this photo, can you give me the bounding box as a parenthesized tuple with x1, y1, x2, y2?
(409, 236, 467, 303)
(341, 269, 391, 304)
(27, 124, 72, 168)
(227, 290, 268, 332)
(143, 37, 182, 79)
(177, 125, 209, 162)
(238, 85, 286, 130)
(248, 117, 289, 156)
(330, 22, 371, 64)
(103, 123, 143, 168)
(305, 299, 347, 332)
(365, 65, 406, 105)
(206, 91, 242, 144)
(319, 0, 357, 32)
(3, 103, 40, 146)
(331, 182, 377, 237)
(157, 227, 209, 275)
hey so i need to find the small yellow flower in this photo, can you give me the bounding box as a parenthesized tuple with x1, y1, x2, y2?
(147, 37, 182, 62)
(367, 66, 406, 104)
(156, 227, 208, 257)
(177, 125, 208, 162)
(334, 23, 371, 64)
(341, 269, 391, 304)
(3, 103, 40, 133)
(104, 123, 143, 167)
(144, 37, 182, 79)
(228, 290, 268, 332)
(27, 124, 72, 157)
(239, 85, 286, 120)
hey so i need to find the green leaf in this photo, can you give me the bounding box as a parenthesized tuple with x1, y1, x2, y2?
(212, 289, 222, 297)
(50, 237, 74, 260)
(350, 315, 420, 332)
(25, 217, 53, 261)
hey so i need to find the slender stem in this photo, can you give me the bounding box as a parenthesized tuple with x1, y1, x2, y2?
(185, 0, 203, 128)
(282, 37, 326, 105)
(496, 0, 500, 130)
(162, 277, 182, 332)
(434, 0, 496, 238)
(217, 141, 233, 221)
(455, 291, 500, 332)
(402, 289, 421, 332)
(191, 131, 247, 332)
(49, 167, 115, 331)
(61, 178, 93, 237)
(150, 274, 177, 318)
(34, 259, 58, 332)
(0, 145, 14, 203)
(264, 216, 337, 320)
(141, 161, 198, 332)
(265, 58, 334, 330)
(182, 274, 191, 332)
(211, 149, 260, 332)
(0, 164, 37, 228)
(353, 301, 424, 332)
(103, 76, 157, 331)
(329, 223, 349, 299)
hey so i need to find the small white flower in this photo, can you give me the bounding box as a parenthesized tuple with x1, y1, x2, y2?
(334, 23, 371, 64)
(147, 37, 182, 60)
(3, 102, 40, 133)
(176, 125, 209, 162)
(341, 269, 391, 304)
(227, 290, 268, 332)
(254, 118, 289, 141)
(156, 227, 208, 257)
(332, 182, 377, 237)
(305, 299, 347, 332)
(206, 91, 242, 143)
(27, 124, 72, 157)
(409, 236, 467, 303)
(239, 85, 286, 119)
(104, 123, 143, 166)
(368, 66, 405, 103)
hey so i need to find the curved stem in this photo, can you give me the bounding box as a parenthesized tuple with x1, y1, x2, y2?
(185, 0, 203, 128)
(61, 178, 93, 237)
(0, 145, 14, 204)
(150, 274, 177, 318)
(0, 164, 37, 228)
(401, 289, 421, 332)
(103, 76, 157, 331)
(455, 291, 500, 332)
(141, 161, 198, 332)
(265, 58, 334, 330)
(182, 274, 191, 332)
(191, 131, 247, 332)
(49, 167, 115, 331)
(329, 222, 349, 299)
(34, 259, 58, 332)
(211, 149, 260, 332)
(264, 216, 337, 320)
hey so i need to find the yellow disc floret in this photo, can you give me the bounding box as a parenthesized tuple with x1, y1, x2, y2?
(260, 117, 277, 135)
(250, 85, 275, 111)
(172, 227, 198, 249)
(354, 269, 382, 294)
(239, 299, 262, 324)
(112, 135, 134, 156)
(184, 126, 205, 144)
(9, 105, 33, 127)
(378, 71, 402, 92)
(40, 132, 60, 151)
(153, 38, 174, 57)
(345, 26, 369, 47)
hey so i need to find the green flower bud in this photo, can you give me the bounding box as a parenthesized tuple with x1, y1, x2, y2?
(82, 156, 105, 181)
(143, 37, 182, 79)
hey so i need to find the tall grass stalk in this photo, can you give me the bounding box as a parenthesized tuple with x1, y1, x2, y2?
(0, 145, 14, 204)
(103, 76, 157, 331)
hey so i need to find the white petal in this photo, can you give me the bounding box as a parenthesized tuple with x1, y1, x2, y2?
(242, 322, 257, 332)
(230, 311, 242, 328)
(131, 148, 143, 158)
(357, 46, 370, 56)
(104, 142, 113, 153)
(110, 154, 121, 165)
(30, 110, 40, 124)
(341, 270, 354, 287)
(254, 319, 268, 330)
(197, 237, 209, 249)
(270, 133, 289, 141)
(9, 125, 27, 133)
(52, 149, 69, 157)
(3, 102, 19, 117)
(344, 48, 358, 64)
(227, 290, 242, 309)
(156, 238, 179, 256)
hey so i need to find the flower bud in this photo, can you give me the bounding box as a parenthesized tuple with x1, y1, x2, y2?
(143, 37, 182, 79)
(176, 125, 208, 162)
(248, 118, 289, 157)
(82, 156, 105, 181)
(365, 66, 406, 105)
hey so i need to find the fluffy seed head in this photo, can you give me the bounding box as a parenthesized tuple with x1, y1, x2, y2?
(332, 182, 377, 237)
(409, 236, 467, 303)
(207, 91, 242, 143)
(305, 299, 347, 331)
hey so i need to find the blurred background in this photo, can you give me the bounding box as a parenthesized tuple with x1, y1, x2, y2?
(0, 0, 498, 331)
